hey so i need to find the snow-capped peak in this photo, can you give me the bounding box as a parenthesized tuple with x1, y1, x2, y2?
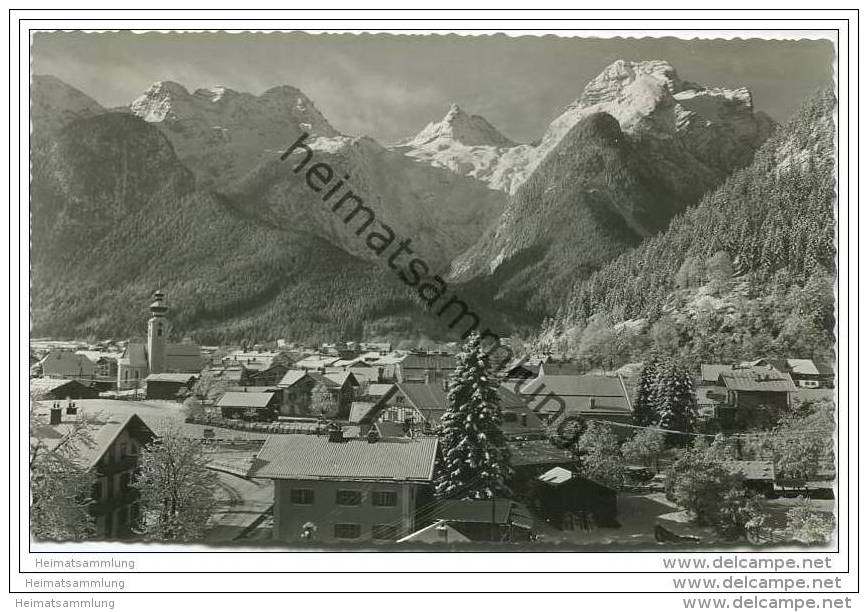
(130, 81, 193, 122)
(405, 104, 516, 148)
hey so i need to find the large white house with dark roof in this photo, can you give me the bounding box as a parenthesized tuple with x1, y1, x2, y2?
(252, 432, 438, 544)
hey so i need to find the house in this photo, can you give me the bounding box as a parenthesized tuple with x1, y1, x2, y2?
(501, 359, 540, 382)
(251, 432, 438, 543)
(497, 387, 546, 439)
(414, 499, 534, 543)
(245, 364, 291, 387)
(719, 368, 797, 410)
(75, 351, 119, 378)
(116, 291, 202, 390)
(216, 391, 281, 421)
(34, 350, 97, 381)
(348, 383, 398, 424)
(276, 370, 360, 419)
(30, 378, 100, 400)
(727, 460, 776, 497)
(785, 359, 829, 389)
(379, 382, 449, 432)
(507, 439, 578, 496)
(519, 374, 633, 425)
(396, 353, 456, 383)
(325, 359, 381, 385)
(144, 373, 198, 400)
(292, 354, 340, 372)
(531, 466, 618, 530)
(31, 407, 156, 538)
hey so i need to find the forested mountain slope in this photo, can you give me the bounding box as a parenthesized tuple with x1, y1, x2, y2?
(536, 89, 836, 365)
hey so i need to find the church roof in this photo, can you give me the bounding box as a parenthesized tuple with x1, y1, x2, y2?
(119, 343, 148, 367)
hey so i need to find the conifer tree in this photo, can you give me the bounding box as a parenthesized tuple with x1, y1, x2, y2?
(634, 355, 661, 426)
(435, 332, 512, 500)
(654, 359, 697, 438)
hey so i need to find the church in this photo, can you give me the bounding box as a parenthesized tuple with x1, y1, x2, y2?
(116, 291, 202, 390)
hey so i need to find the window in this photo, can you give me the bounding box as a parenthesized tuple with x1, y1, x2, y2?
(333, 523, 361, 539)
(92, 480, 103, 501)
(503, 412, 518, 423)
(290, 488, 314, 505)
(372, 491, 397, 507)
(119, 472, 130, 493)
(372, 524, 398, 541)
(336, 490, 362, 506)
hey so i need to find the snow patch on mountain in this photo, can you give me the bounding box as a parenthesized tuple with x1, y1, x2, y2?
(395, 60, 773, 195)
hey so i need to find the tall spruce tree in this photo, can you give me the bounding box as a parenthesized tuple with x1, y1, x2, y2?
(435, 332, 512, 500)
(654, 359, 697, 437)
(634, 355, 661, 426)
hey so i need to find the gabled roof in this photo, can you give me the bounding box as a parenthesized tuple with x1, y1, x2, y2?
(322, 371, 359, 387)
(30, 378, 96, 399)
(721, 370, 798, 393)
(540, 362, 582, 376)
(537, 466, 574, 485)
(521, 374, 627, 398)
(396, 382, 447, 411)
(365, 383, 397, 398)
(397, 520, 471, 544)
(277, 370, 311, 388)
(216, 391, 276, 408)
(787, 359, 820, 376)
(31, 412, 155, 470)
(700, 364, 734, 384)
(252, 435, 438, 482)
(348, 401, 380, 424)
(399, 354, 456, 371)
(39, 350, 98, 375)
(520, 375, 632, 415)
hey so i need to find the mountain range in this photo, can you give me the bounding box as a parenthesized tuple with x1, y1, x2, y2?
(30, 61, 819, 348)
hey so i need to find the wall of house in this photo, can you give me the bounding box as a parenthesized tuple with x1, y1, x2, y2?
(92, 428, 142, 539)
(272, 479, 420, 544)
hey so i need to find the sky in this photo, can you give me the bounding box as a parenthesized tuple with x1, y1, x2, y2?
(31, 32, 835, 144)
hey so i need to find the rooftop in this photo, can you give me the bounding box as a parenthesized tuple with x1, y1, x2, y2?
(252, 434, 438, 482)
(216, 391, 276, 408)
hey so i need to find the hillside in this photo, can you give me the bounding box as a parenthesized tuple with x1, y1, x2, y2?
(29, 113, 445, 343)
(536, 88, 836, 365)
(449, 112, 685, 315)
(31, 75, 105, 144)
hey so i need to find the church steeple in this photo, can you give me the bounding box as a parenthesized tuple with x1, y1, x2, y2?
(147, 289, 170, 374)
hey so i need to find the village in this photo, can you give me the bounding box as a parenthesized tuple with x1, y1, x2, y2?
(29, 290, 836, 547)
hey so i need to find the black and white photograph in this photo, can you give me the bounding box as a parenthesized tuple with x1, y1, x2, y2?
(26, 25, 840, 555)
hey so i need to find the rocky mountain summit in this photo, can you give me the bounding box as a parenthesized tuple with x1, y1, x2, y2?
(447, 60, 775, 314)
(129, 81, 339, 188)
(30, 60, 786, 341)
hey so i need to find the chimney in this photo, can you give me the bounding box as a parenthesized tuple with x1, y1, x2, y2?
(367, 428, 380, 444)
(327, 423, 344, 443)
(49, 407, 62, 425)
